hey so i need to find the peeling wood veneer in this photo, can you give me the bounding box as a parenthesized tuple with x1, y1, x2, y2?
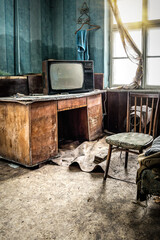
(0, 102, 30, 165)
(30, 101, 58, 165)
(58, 97, 86, 111)
(87, 94, 103, 140)
(0, 92, 103, 166)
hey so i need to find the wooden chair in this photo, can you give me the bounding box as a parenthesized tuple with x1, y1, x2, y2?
(104, 93, 159, 180)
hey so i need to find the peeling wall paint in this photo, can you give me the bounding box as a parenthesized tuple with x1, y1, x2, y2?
(0, 0, 110, 87)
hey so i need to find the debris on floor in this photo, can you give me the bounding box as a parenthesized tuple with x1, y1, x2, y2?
(50, 136, 139, 184)
(153, 196, 160, 204)
(51, 136, 108, 172)
(1, 154, 160, 240)
(8, 163, 19, 169)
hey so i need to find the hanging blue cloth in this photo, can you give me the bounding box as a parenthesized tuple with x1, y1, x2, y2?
(76, 30, 89, 60)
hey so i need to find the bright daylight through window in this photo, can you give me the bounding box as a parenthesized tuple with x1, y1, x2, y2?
(111, 0, 160, 88)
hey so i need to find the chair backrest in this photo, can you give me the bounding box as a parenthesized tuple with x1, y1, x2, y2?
(126, 93, 159, 138)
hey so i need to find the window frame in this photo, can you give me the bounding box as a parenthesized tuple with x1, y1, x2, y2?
(109, 0, 160, 89)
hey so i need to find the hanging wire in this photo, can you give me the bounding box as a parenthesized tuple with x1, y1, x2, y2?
(77, 2, 90, 24)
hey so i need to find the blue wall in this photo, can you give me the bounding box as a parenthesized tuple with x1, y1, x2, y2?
(0, 0, 54, 75)
(0, 0, 109, 86)
(52, 0, 110, 87)
(52, 0, 106, 74)
(0, 0, 14, 75)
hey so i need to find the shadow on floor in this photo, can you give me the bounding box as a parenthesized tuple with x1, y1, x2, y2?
(0, 159, 31, 181)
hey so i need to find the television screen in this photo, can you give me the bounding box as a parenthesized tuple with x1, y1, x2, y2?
(50, 63, 84, 90)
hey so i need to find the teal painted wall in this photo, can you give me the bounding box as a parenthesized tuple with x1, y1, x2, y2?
(0, 0, 54, 75)
(52, 0, 106, 73)
(0, 0, 109, 86)
(52, 0, 110, 87)
(0, 0, 14, 75)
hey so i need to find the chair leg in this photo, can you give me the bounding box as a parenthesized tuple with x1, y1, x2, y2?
(104, 144, 112, 180)
(125, 151, 128, 169)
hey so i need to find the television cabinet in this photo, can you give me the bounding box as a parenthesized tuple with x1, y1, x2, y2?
(0, 90, 104, 167)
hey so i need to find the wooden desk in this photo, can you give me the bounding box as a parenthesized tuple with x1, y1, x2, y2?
(0, 91, 103, 167)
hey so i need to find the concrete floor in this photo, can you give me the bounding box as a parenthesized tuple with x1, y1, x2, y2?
(0, 153, 160, 240)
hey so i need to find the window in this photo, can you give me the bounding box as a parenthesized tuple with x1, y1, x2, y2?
(111, 0, 160, 88)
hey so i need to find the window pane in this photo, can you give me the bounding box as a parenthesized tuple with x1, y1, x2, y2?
(112, 59, 138, 85)
(113, 0, 142, 24)
(147, 28, 160, 56)
(146, 58, 160, 86)
(113, 30, 142, 57)
(148, 0, 160, 20)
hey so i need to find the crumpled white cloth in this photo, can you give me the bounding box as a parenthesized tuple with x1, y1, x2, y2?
(130, 105, 152, 128)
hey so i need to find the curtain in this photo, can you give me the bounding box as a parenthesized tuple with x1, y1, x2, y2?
(108, 0, 143, 89)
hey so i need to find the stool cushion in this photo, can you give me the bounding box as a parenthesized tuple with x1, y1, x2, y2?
(106, 132, 153, 150)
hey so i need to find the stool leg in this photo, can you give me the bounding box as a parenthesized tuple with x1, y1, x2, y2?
(104, 144, 112, 180)
(125, 151, 128, 169)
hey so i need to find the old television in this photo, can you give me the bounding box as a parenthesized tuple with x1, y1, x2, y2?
(42, 59, 94, 94)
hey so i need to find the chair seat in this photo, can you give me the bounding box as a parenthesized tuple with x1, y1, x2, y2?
(106, 132, 153, 150)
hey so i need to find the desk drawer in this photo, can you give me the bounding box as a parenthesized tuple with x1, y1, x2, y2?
(58, 97, 86, 111)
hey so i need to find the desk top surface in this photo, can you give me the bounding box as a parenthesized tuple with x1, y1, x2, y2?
(0, 90, 106, 105)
